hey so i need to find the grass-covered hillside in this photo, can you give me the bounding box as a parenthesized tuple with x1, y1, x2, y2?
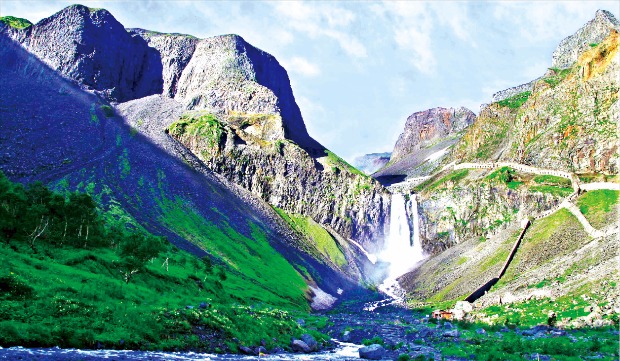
(402, 163, 619, 330)
(0, 173, 324, 352)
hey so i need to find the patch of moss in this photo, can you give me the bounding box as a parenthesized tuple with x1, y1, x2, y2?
(169, 113, 225, 150)
(324, 150, 366, 177)
(0, 16, 32, 29)
(543, 67, 572, 88)
(497, 91, 531, 109)
(99, 105, 114, 118)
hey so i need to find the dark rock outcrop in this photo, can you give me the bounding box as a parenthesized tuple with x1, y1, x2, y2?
(1, 4, 163, 102)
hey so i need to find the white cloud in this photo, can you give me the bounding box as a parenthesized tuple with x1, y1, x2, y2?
(492, 1, 619, 43)
(271, 1, 368, 58)
(283, 57, 321, 77)
(377, 2, 436, 74)
(434, 2, 476, 46)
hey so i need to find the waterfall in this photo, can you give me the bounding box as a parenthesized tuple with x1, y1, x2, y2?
(369, 192, 426, 307)
(379, 193, 425, 279)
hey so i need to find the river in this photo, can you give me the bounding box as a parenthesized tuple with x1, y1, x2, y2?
(0, 340, 363, 360)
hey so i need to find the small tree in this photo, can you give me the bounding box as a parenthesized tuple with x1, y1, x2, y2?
(117, 232, 165, 284)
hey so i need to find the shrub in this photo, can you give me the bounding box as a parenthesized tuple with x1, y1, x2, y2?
(362, 336, 384, 346)
(0, 273, 34, 299)
(398, 353, 412, 361)
(100, 105, 114, 118)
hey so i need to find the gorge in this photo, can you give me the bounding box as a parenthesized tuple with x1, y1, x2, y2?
(0, 3, 618, 361)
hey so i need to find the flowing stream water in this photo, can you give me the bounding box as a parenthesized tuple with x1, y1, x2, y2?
(0, 341, 363, 360)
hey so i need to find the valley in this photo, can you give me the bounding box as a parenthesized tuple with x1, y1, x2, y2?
(0, 3, 618, 361)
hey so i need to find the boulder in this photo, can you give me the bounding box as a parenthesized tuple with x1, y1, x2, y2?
(454, 301, 473, 313)
(291, 339, 312, 353)
(442, 329, 459, 338)
(300, 333, 318, 352)
(342, 330, 351, 342)
(452, 309, 466, 321)
(359, 344, 385, 360)
(239, 346, 254, 355)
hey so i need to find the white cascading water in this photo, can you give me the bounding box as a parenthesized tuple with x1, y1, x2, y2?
(376, 193, 425, 301)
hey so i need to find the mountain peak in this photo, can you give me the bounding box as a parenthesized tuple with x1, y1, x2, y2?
(1, 3, 164, 102)
(391, 107, 476, 162)
(552, 9, 620, 69)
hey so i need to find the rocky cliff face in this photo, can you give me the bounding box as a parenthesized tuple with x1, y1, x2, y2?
(373, 107, 475, 183)
(168, 112, 390, 246)
(451, 24, 618, 174)
(127, 29, 199, 98)
(353, 153, 391, 175)
(552, 9, 619, 69)
(401, 10, 620, 305)
(131, 30, 320, 150)
(1, 5, 163, 102)
(127, 20, 390, 246)
(391, 107, 476, 162)
(414, 170, 567, 254)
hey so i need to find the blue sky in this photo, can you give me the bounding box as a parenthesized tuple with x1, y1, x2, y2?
(3, 1, 618, 162)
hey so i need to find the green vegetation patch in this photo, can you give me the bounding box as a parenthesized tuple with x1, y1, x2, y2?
(0, 16, 32, 29)
(533, 174, 571, 187)
(420, 169, 469, 192)
(530, 185, 573, 197)
(433, 324, 618, 360)
(273, 207, 346, 268)
(100, 105, 114, 118)
(576, 190, 619, 229)
(0, 172, 318, 352)
(154, 192, 308, 309)
(324, 149, 366, 177)
(168, 114, 225, 149)
(500, 208, 586, 285)
(497, 91, 531, 109)
(544, 67, 572, 88)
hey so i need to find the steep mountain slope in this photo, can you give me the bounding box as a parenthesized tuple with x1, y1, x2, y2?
(0, 5, 374, 310)
(397, 10, 619, 323)
(451, 12, 618, 174)
(374, 107, 475, 184)
(125, 24, 390, 248)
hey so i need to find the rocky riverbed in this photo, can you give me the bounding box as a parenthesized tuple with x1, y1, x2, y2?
(1, 294, 618, 360)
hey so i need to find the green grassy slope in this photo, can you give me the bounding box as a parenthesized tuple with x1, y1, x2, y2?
(0, 174, 318, 352)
